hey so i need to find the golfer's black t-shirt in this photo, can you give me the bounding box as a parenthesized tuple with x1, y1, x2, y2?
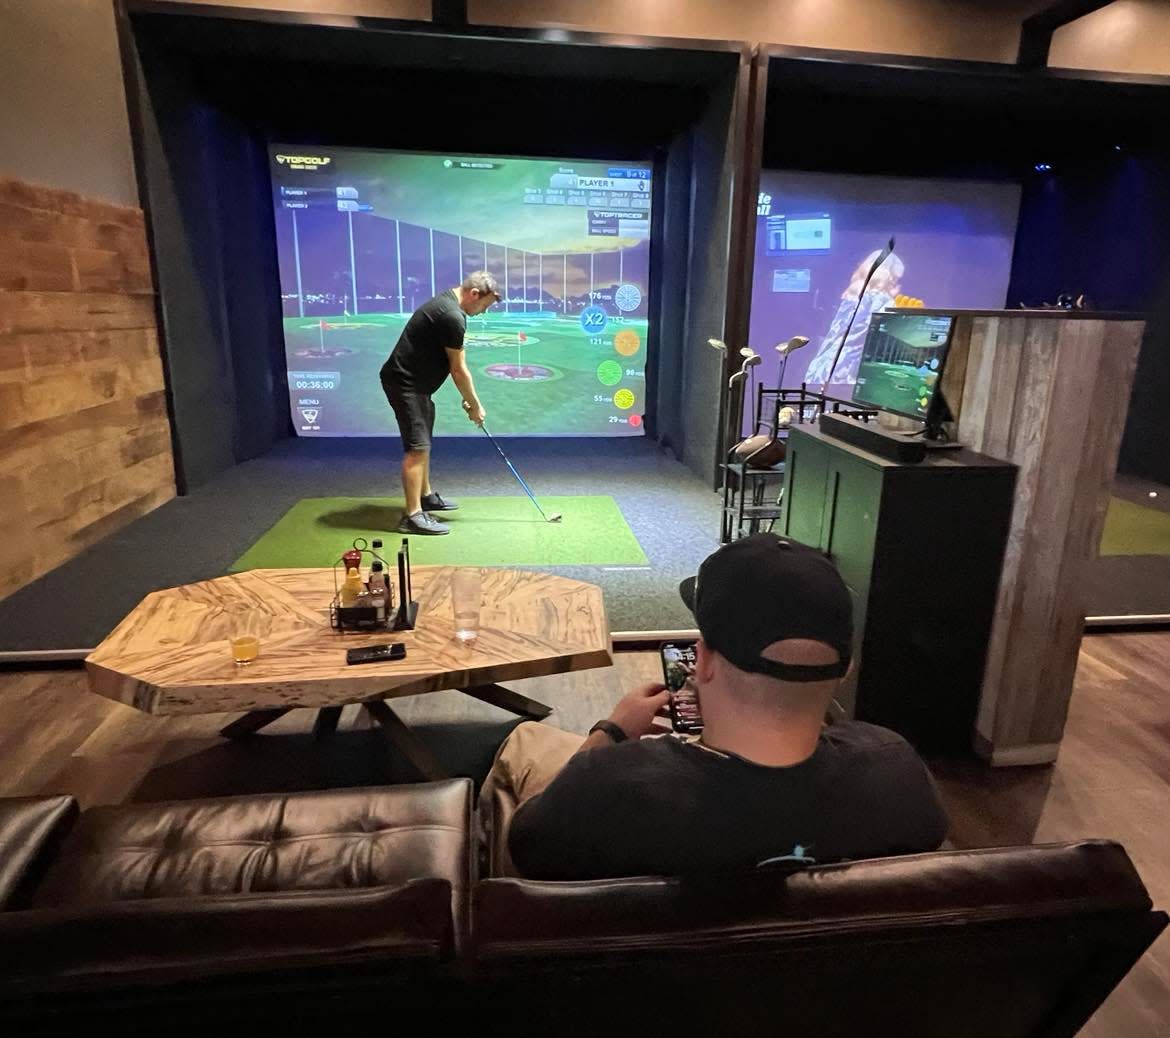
(507, 721, 948, 880)
(381, 290, 466, 396)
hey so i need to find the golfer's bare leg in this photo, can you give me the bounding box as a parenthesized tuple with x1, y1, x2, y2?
(402, 448, 427, 515)
(421, 450, 433, 498)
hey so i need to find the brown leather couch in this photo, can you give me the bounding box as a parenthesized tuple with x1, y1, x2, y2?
(1, 784, 1165, 1036)
(0, 796, 77, 911)
(0, 782, 474, 1030)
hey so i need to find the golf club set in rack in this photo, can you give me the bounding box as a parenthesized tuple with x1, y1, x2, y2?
(709, 334, 812, 473)
(712, 338, 878, 542)
(712, 335, 813, 543)
(713, 236, 897, 541)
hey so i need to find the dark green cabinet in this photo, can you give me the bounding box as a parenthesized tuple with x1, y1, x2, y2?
(780, 425, 1016, 752)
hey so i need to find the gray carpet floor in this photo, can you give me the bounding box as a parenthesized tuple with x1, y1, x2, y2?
(1, 437, 725, 655)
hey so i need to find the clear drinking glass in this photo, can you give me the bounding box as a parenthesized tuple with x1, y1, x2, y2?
(228, 609, 261, 665)
(451, 569, 483, 642)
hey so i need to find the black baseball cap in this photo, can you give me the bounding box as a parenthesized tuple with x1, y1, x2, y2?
(679, 534, 853, 682)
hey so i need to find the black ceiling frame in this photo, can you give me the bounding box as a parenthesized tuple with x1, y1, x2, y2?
(432, 0, 467, 32)
(1017, 0, 1118, 68)
(121, 0, 747, 68)
(759, 39, 1170, 92)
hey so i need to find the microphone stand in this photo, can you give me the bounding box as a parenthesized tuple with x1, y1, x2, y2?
(820, 236, 896, 391)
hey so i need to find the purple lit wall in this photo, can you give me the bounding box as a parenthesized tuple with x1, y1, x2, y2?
(745, 171, 1020, 426)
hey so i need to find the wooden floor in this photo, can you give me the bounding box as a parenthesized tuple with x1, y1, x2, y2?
(1, 633, 1168, 1035)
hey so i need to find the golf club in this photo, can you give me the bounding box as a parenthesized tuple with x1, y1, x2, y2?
(468, 406, 562, 522)
(774, 335, 809, 397)
(729, 348, 761, 388)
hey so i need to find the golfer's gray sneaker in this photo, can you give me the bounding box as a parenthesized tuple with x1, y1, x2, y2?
(397, 510, 449, 535)
(421, 491, 459, 511)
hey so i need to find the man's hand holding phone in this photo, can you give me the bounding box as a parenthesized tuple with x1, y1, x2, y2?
(606, 683, 672, 740)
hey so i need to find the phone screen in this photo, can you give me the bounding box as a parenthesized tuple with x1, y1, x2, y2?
(661, 641, 703, 734)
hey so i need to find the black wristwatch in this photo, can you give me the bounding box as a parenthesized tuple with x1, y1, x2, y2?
(588, 719, 628, 743)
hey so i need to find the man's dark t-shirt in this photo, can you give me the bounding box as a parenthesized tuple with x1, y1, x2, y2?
(508, 721, 948, 880)
(381, 291, 466, 396)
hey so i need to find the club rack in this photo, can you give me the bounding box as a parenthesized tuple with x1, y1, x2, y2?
(720, 383, 877, 543)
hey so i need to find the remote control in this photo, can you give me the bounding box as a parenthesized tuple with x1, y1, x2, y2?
(346, 643, 407, 665)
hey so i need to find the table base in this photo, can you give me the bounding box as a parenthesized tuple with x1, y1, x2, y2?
(218, 683, 553, 780)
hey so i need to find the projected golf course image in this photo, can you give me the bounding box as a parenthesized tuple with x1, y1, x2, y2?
(272, 145, 653, 437)
(285, 311, 648, 436)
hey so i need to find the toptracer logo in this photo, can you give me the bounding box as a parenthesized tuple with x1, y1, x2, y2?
(276, 154, 332, 171)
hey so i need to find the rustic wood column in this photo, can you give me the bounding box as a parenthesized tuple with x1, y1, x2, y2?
(952, 311, 1145, 765)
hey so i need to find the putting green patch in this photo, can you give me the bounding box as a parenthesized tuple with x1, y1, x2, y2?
(229, 495, 648, 570)
(1099, 496, 1170, 557)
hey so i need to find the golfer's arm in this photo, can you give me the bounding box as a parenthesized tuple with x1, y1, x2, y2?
(446, 348, 482, 409)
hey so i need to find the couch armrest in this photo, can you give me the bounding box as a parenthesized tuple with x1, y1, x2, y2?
(0, 797, 77, 910)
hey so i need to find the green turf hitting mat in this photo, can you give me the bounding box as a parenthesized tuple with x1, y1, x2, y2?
(1099, 497, 1170, 557)
(229, 495, 648, 571)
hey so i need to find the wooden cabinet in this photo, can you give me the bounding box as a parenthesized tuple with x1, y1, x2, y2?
(780, 425, 1016, 752)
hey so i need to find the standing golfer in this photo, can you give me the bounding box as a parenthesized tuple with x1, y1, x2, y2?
(381, 271, 498, 535)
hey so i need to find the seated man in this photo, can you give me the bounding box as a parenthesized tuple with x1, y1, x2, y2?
(483, 533, 948, 880)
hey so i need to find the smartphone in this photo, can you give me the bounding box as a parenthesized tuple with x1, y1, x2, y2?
(346, 643, 407, 665)
(660, 641, 703, 734)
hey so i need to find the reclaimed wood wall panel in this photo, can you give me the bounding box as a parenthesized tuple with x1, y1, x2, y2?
(958, 314, 1144, 764)
(0, 177, 174, 601)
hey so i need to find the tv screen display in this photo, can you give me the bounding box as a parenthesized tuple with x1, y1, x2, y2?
(852, 313, 956, 420)
(746, 170, 1019, 426)
(269, 146, 652, 437)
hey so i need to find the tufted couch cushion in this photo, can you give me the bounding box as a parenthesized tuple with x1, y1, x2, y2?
(0, 781, 473, 1002)
(32, 781, 471, 912)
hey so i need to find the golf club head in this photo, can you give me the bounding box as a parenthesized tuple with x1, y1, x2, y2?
(548, 513, 563, 523)
(777, 336, 809, 355)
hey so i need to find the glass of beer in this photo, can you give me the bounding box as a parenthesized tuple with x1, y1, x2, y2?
(228, 609, 261, 665)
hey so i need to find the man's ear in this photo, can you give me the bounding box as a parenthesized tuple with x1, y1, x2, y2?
(695, 638, 716, 684)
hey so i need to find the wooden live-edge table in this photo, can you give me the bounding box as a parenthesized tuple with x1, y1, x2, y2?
(85, 567, 613, 780)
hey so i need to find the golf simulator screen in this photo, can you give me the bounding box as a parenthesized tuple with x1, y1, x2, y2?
(270, 145, 653, 437)
(852, 313, 955, 420)
(747, 170, 1020, 403)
